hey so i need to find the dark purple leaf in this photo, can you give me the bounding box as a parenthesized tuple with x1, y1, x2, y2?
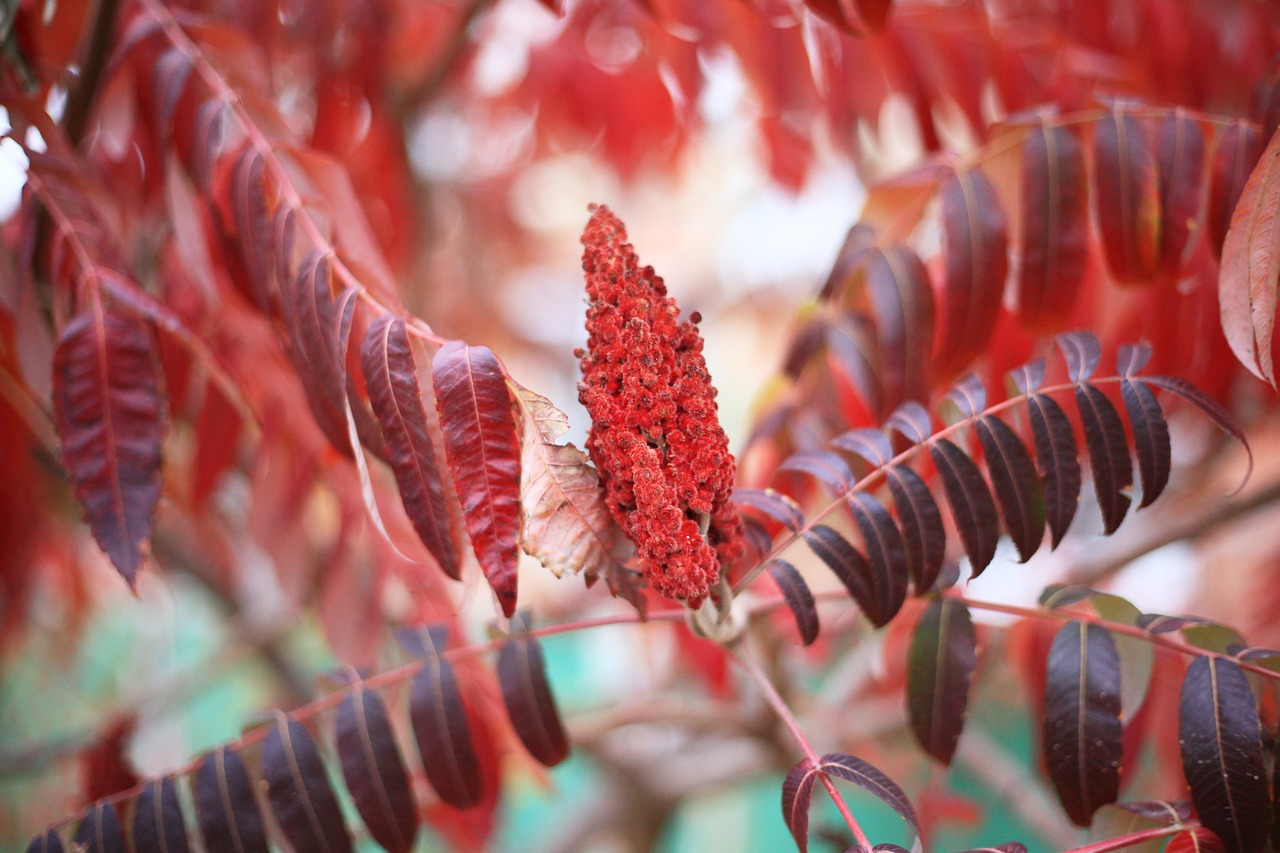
(778, 449, 856, 494)
(1208, 120, 1263, 258)
(770, 560, 819, 646)
(1117, 342, 1153, 376)
(262, 715, 354, 853)
(24, 830, 64, 853)
(228, 148, 273, 309)
(286, 252, 352, 454)
(825, 312, 886, 420)
(821, 222, 877, 301)
(733, 488, 805, 533)
(132, 777, 190, 853)
(362, 315, 460, 579)
(1056, 331, 1102, 383)
(1042, 622, 1122, 826)
(1093, 109, 1160, 283)
(73, 802, 124, 853)
(1142, 376, 1253, 487)
(831, 428, 893, 468)
(336, 688, 419, 853)
(1120, 377, 1171, 508)
(977, 415, 1045, 561)
(872, 846, 910, 853)
(194, 747, 269, 853)
(1008, 358, 1047, 395)
(935, 167, 1009, 376)
(782, 752, 918, 853)
(1074, 383, 1133, 534)
(409, 656, 483, 808)
(944, 373, 986, 420)
(1024, 392, 1081, 547)
(1156, 110, 1206, 275)
(885, 464, 946, 593)
(53, 303, 164, 588)
(907, 597, 978, 765)
(886, 401, 932, 445)
(929, 439, 1000, 577)
(782, 318, 828, 378)
(848, 493, 907, 624)
(1179, 656, 1272, 853)
(188, 99, 224, 191)
(1017, 122, 1088, 329)
(498, 630, 570, 767)
(742, 516, 775, 556)
(863, 245, 935, 407)
(395, 621, 450, 661)
(1112, 799, 1193, 823)
(804, 525, 881, 625)
(433, 341, 522, 616)
(152, 49, 193, 147)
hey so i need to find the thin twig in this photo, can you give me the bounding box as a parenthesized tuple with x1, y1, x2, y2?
(734, 645, 873, 850)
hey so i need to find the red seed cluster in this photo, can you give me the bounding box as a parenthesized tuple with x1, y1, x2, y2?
(576, 204, 744, 605)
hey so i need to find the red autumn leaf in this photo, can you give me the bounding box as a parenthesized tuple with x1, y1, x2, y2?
(53, 300, 165, 588)
(432, 340, 522, 616)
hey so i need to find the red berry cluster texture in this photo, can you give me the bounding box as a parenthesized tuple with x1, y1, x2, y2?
(576, 204, 744, 605)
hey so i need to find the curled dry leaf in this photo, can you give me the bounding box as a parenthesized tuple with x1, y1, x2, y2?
(511, 383, 629, 595)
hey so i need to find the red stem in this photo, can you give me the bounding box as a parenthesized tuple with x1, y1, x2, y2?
(735, 647, 873, 850)
(1062, 822, 1190, 852)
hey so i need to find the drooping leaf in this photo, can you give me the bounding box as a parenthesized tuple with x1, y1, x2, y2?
(831, 427, 893, 468)
(977, 415, 1045, 561)
(906, 597, 978, 765)
(733, 488, 806, 533)
(497, 627, 570, 767)
(336, 687, 418, 853)
(288, 252, 355, 455)
(770, 560, 819, 646)
(1218, 115, 1280, 386)
(929, 439, 1000, 577)
(885, 464, 946, 593)
(24, 830, 64, 853)
(1056, 330, 1102, 382)
(1139, 376, 1253, 486)
(261, 714, 354, 853)
(73, 801, 124, 853)
(432, 341, 522, 616)
(513, 384, 626, 589)
(848, 493, 907, 624)
(805, 525, 880, 625)
(193, 747, 269, 853)
(782, 752, 920, 853)
(935, 167, 1009, 376)
(1093, 109, 1160, 283)
(1120, 376, 1171, 508)
(1156, 109, 1206, 275)
(863, 244, 935, 407)
(1179, 656, 1272, 853)
(1042, 622, 1123, 826)
(1209, 120, 1263, 259)
(362, 314, 460, 579)
(779, 449, 856, 494)
(409, 654, 484, 809)
(132, 776, 189, 853)
(1017, 122, 1089, 329)
(1024, 392, 1082, 547)
(1074, 383, 1133, 534)
(53, 302, 164, 588)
